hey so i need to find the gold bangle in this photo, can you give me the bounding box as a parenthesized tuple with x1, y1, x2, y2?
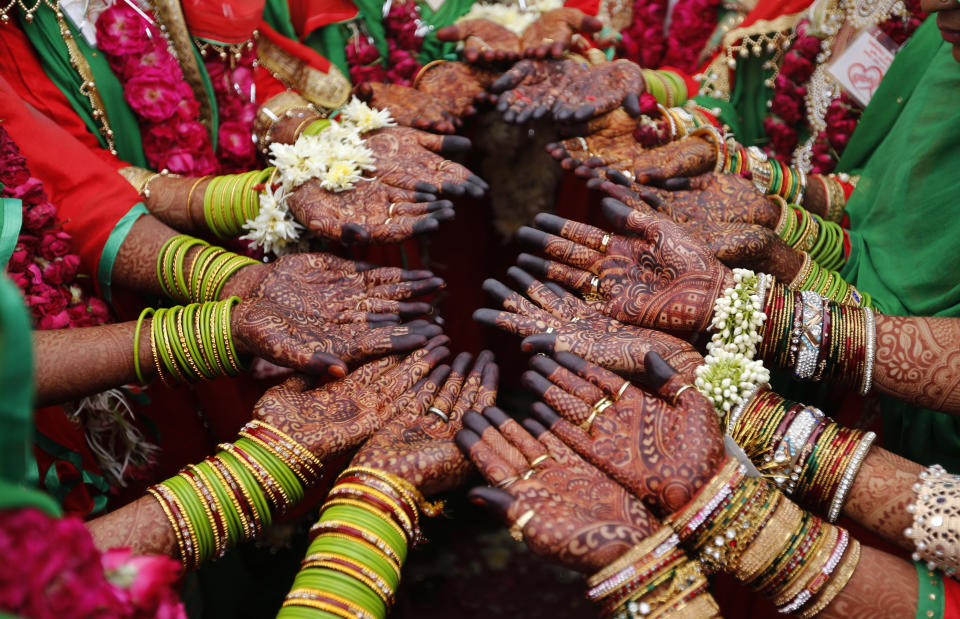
(205, 458, 252, 541)
(146, 487, 188, 566)
(214, 456, 264, 536)
(309, 533, 402, 581)
(321, 497, 410, 544)
(789, 253, 813, 290)
(412, 59, 448, 90)
(797, 540, 861, 618)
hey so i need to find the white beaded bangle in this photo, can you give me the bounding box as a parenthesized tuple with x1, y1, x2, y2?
(725, 382, 766, 433)
(827, 431, 876, 522)
(860, 307, 876, 396)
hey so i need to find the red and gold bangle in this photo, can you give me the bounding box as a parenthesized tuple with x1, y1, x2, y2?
(219, 442, 289, 514)
(148, 484, 198, 569)
(246, 420, 323, 477)
(320, 499, 409, 546)
(311, 533, 403, 582)
(182, 466, 228, 558)
(327, 484, 415, 541)
(300, 554, 395, 606)
(237, 429, 311, 486)
(335, 475, 420, 532)
(283, 589, 378, 619)
(309, 521, 403, 568)
(208, 456, 262, 538)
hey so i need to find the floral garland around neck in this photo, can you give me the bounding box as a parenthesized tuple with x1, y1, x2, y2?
(95, 2, 218, 175)
(762, 0, 924, 172)
(1, 126, 110, 329)
(0, 507, 186, 618)
(619, 0, 722, 74)
(199, 39, 261, 173)
(347, 0, 427, 86)
(241, 98, 395, 255)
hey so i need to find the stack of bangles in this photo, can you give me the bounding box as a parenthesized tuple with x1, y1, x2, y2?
(652, 103, 722, 142)
(587, 527, 719, 618)
(666, 459, 862, 618)
(640, 68, 689, 107)
(726, 386, 876, 522)
(157, 234, 259, 303)
(773, 201, 848, 271)
(787, 252, 871, 308)
(133, 297, 247, 385)
(148, 420, 319, 569)
(757, 283, 876, 394)
(203, 168, 274, 238)
(810, 172, 855, 224)
(727, 146, 807, 204)
(279, 467, 442, 619)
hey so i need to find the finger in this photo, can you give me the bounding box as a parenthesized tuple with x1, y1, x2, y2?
(516, 226, 603, 270)
(554, 351, 636, 401)
(482, 277, 555, 319)
(473, 307, 555, 337)
(490, 62, 532, 93)
(278, 373, 317, 393)
(376, 344, 451, 398)
(435, 23, 469, 42)
(308, 216, 369, 245)
(344, 326, 432, 361)
(386, 200, 454, 217)
(516, 253, 595, 295)
(560, 8, 603, 32)
(600, 197, 666, 238)
(345, 354, 405, 387)
(644, 350, 696, 406)
(456, 429, 520, 486)
(482, 406, 548, 464)
(533, 213, 610, 252)
(530, 401, 594, 451)
(451, 350, 494, 419)
(530, 354, 605, 405)
(355, 297, 432, 316)
(463, 411, 528, 471)
(430, 352, 473, 420)
(369, 277, 445, 300)
(476, 362, 499, 409)
(522, 370, 593, 425)
(521, 332, 558, 355)
(393, 365, 450, 420)
(467, 486, 515, 522)
(522, 419, 581, 465)
(356, 267, 435, 286)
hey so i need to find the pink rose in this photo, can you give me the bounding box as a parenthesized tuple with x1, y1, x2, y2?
(781, 52, 815, 83)
(763, 118, 798, 155)
(22, 200, 57, 231)
(96, 4, 151, 56)
(26, 282, 68, 317)
(350, 64, 388, 85)
(86, 297, 111, 324)
(39, 231, 71, 260)
(159, 149, 198, 175)
(102, 548, 185, 617)
(228, 65, 254, 99)
(125, 72, 182, 122)
(125, 42, 181, 83)
(347, 36, 380, 65)
(10, 177, 45, 207)
(42, 254, 80, 285)
(638, 92, 659, 116)
(174, 96, 201, 122)
(8, 244, 32, 272)
(39, 309, 71, 330)
(173, 120, 210, 151)
(793, 35, 822, 58)
(218, 121, 256, 162)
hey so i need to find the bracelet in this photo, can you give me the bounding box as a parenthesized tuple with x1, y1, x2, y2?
(203, 169, 274, 238)
(156, 234, 259, 303)
(906, 464, 960, 575)
(147, 299, 246, 383)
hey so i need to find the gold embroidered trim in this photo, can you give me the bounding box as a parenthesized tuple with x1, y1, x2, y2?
(256, 33, 350, 110)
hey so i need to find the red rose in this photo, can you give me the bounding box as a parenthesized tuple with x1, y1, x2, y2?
(125, 71, 183, 122)
(763, 118, 798, 155)
(10, 177, 45, 208)
(22, 200, 57, 232)
(780, 52, 815, 83)
(347, 36, 380, 65)
(350, 64, 388, 85)
(39, 309, 71, 330)
(96, 4, 150, 56)
(218, 120, 257, 163)
(39, 231, 71, 260)
(639, 92, 659, 115)
(27, 282, 69, 316)
(86, 297, 111, 324)
(173, 120, 209, 151)
(771, 92, 802, 125)
(7, 244, 32, 272)
(42, 254, 80, 285)
(793, 35, 822, 58)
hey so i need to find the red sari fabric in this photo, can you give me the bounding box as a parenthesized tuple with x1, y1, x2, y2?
(287, 0, 358, 39)
(181, 0, 265, 43)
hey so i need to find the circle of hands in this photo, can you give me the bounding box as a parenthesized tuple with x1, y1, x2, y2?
(228, 7, 821, 575)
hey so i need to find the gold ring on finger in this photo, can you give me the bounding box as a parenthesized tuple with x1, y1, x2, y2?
(576, 137, 589, 152)
(545, 326, 555, 334)
(599, 233, 611, 253)
(427, 406, 450, 423)
(521, 468, 536, 480)
(614, 381, 630, 402)
(590, 275, 600, 296)
(388, 202, 397, 218)
(384, 217, 393, 225)
(510, 509, 536, 542)
(496, 475, 519, 489)
(529, 454, 552, 469)
(673, 384, 693, 406)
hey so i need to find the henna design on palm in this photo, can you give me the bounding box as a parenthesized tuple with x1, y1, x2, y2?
(250, 336, 451, 459)
(231, 299, 443, 376)
(435, 19, 521, 63)
(552, 60, 646, 123)
(365, 126, 487, 198)
(526, 352, 726, 514)
(285, 177, 455, 244)
(545, 109, 640, 168)
(456, 407, 658, 573)
(518, 8, 603, 58)
(492, 59, 588, 124)
(414, 62, 500, 118)
(352, 351, 499, 496)
(515, 205, 733, 334)
(354, 82, 459, 134)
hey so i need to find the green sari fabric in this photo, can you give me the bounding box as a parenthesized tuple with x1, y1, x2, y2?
(0, 276, 60, 516)
(693, 52, 777, 147)
(836, 18, 960, 467)
(19, 6, 147, 168)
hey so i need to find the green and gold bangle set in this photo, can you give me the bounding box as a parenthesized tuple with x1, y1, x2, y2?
(148, 420, 321, 569)
(641, 68, 688, 107)
(157, 234, 258, 304)
(279, 467, 438, 619)
(203, 168, 274, 238)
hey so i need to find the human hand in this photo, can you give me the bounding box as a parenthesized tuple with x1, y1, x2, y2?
(516, 207, 733, 333)
(456, 406, 658, 572)
(354, 82, 459, 134)
(552, 60, 646, 123)
(519, 8, 603, 58)
(251, 336, 450, 459)
(365, 126, 487, 198)
(491, 59, 588, 124)
(231, 298, 442, 376)
(637, 173, 781, 229)
(524, 352, 725, 514)
(546, 109, 640, 168)
(351, 351, 499, 496)
(285, 177, 455, 244)
(474, 267, 703, 381)
(225, 252, 443, 322)
(414, 61, 500, 117)
(435, 19, 521, 63)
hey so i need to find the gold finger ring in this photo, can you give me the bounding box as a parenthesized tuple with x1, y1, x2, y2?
(599, 233, 611, 253)
(529, 454, 551, 468)
(581, 397, 612, 432)
(614, 381, 630, 402)
(673, 384, 694, 406)
(388, 202, 397, 217)
(590, 275, 600, 296)
(427, 406, 450, 423)
(510, 509, 536, 542)
(384, 217, 393, 225)
(496, 475, 519, 489)
(521, 468, 536, 480)
(576, 137, 589, 152)
(545, 326, 555, 334)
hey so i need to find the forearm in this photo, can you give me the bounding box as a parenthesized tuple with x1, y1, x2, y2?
(873, 314, 960, 414)
(112, 215, 181, 296)
(86, 495, 177, 557)
(842, 447, 921, 549)
(33, 320, 152, 406)
(818, 545, 918, 619)
(142, 175, 212, 233)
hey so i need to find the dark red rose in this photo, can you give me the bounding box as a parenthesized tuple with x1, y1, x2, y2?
(39, 231, 71, 260)
(22, 200, 57, 232)
(781, 52, 815, 83)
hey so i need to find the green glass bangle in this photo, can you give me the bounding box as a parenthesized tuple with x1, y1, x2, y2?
(165, 476, 213, 563)
(235, 437, 304, 505)
(223, 296, 248, 372)
(134, 307, 154, 385)
(218, 450, 272, 528)
(194, 460, 242, 545)
(294, 569, 386, 619)
(303, 120, 330, 136)
(768, 159, 782, 196)
(152, 308, 184, 381)
(180, 304, 211, 379)
(277, 607, 343, 619)
(309, 536, 401, 589)
(320, 505, 407, 561)
(202, 176, 221, 236)
(172, 238, 205, 302)
(197, 302, 219, 375)
(163, 306, 196, 381)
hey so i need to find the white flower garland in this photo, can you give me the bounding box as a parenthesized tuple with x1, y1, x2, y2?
(243, 98, 394, 254)
(457, 0, 563, 36)
(694, 269, 772, 415)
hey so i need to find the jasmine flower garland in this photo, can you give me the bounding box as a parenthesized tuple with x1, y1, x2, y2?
(695, 269, 772, 415)
(243, 99, 394, 254)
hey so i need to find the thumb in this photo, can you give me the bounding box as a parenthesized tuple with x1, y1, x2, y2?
(468, 486, 516, 522)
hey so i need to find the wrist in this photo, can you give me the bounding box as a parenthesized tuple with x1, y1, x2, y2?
(219, 262, 267, 300)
